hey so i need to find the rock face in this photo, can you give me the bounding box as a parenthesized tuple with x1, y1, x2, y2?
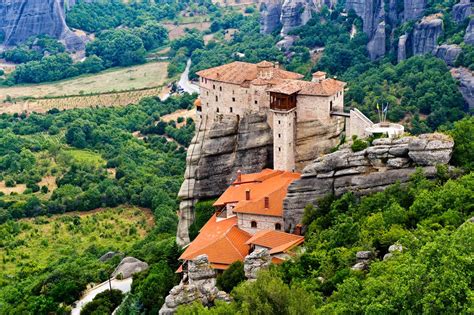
(283, 133, 454, 232)
(451, 67, 474, 110)
(0, 0, 85, 51)
(112, 257, 149, 279)
(397, 34, 409, 62)
(159, 255, 230, 315)
(464, 19, 474, 45)
(412, 16, 443, 56)
(367, 21, 386, 60)
(452, 0, 472, 23)
(260, 0, 283, 34)
(345, 0, 384, 38)
(280, 0, 315, 36)
(244, 249, 272, 280)
(403, 0, 426, 22)
(177, 113, 273, 246)
(433, 44, 462, 66)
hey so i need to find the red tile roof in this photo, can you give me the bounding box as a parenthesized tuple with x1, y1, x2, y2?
(214, 169, 301, 217)
(246, 230, 304, 254)
(267, 79, 345, 96)
(196, 61, 304, 86)
(179, 214, 251, 268)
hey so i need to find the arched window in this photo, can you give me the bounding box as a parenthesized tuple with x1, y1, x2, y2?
(275, 223, 282, 230)
(251, 221, 257, 228)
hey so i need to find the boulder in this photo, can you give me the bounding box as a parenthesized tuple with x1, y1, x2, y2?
(112, 257, 149, 279)
(159, 255, 229, 314)
(244, 248, 271, 280)
(408, 133, 454, 166)
(433, 44, 462, 66)
(99, 251, 121, 262)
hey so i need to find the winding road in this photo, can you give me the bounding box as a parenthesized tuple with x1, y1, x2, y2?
(71, 278, 133, 315)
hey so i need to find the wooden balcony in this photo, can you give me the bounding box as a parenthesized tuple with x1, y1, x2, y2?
(270, 92, 297, 111)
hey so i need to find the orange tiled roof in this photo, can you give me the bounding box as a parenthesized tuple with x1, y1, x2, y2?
(179, 214, 251, 267)
(246, 230, 304, 254)
(267, 78, 345, 96)
(196, 61, 304, 86)
(213, 169, 301, 217)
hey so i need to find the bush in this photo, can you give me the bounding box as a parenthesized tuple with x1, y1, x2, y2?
(81, 289, 123, 315)
(5, 178, 16, 187)
(216, 261, 245, 292)
(351, 139, 369, 152)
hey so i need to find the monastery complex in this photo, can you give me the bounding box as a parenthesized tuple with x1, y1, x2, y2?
(195, 60, 373, 171)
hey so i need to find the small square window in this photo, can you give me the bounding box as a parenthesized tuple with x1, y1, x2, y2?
(278, 120, 281, 124)
(255, 100, 258, 105)
(232, 97, 236, 102)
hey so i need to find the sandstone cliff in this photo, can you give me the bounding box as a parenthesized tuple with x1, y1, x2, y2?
(284, 133, 454, 232)
(0, 0, 85, 51)
(176, 113, 273, 246)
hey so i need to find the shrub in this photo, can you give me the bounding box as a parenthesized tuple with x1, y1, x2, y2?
(5, 178, 16, 187)
(216, 261, 245, 292)
(351, 139, 369, 152)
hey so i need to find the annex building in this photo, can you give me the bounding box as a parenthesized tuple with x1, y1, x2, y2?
(179, 169, 304, 271)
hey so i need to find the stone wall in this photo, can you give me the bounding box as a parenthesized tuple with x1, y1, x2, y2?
(283, 133, 454, 232)
(347, 108, 373, 140)
(177, 112, 273, 246)
(238, 213, 283, 234)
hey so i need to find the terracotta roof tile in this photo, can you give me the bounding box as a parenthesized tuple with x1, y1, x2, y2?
(179, 214, 251, 266)
(246, 230, 304, 254)
(267, 78, 345, 96)
(196, 61, 303, 86)
(214, 169, 301, 217)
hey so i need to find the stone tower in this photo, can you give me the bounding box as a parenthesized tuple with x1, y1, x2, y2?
(271, 108, 296, 171)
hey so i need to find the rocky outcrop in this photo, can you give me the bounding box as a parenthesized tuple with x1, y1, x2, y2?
(433, 44, 462, 67)
(0, 0, 85, 51)
(452, 0, 472, 23)
(368, 21, 386, 60)
(464, 19, 474, 45)
(450, 67, 474, 109)
(345, 0, 384, 38)
(412, 16, 443, 56)
(177, 113, 273, 246)
(351, 251, 373, 271)
(397, 34, 409, 62)
(403, 0, 426, 22)
(283, 133, 454, 232)
(280, 0, 315, 36)
(159, 255, 230, 315)
(383, 243, 403, 260)
(260, 0, 283, 34)
(244, 249, 272, 280)
(112, 257, 149, 279)
(99, 251, 122, 262)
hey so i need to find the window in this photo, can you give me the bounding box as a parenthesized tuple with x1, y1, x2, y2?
(275, 223, 282, 230)
(206, 91, 209, 96)
(251, 221, 257, 228)
(232, 97, 236, 102)
(330, 101, 333, 111)
(278, 133, 281, 138)
(213, 84, 216, 90)
(217, 107, 219, 113)
(278, 120, 281, 124)
(216, 96, 218, 102)
(278, 147, 281, 152)
(255, 100, 258, 105)
(230, 107, 233, 113)
(220, 86, 222, 91)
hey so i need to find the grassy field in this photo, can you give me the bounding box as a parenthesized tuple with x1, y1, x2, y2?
(0, 61, 169, 102)
(0, 206, 153, 281)
(60, 149, 106, 167)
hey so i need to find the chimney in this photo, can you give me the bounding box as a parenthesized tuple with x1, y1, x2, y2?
(294, 224, 302, 236)
(312, 71, 326, 83)
(264, 197, 269, 209)
(245, 189, 251, 200)
(236, 170, 242, 183)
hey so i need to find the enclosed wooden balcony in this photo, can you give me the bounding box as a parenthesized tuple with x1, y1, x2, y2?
(270, 92, 297, 111)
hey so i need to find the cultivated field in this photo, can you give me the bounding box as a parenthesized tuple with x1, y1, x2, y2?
(164, 22, 211, 40)
(0, 61, 168, 100)
(0, 206, 153, 280)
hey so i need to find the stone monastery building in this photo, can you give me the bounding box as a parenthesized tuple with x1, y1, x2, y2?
(195, 60, 372, 171)
(179, 169, 304, 271)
